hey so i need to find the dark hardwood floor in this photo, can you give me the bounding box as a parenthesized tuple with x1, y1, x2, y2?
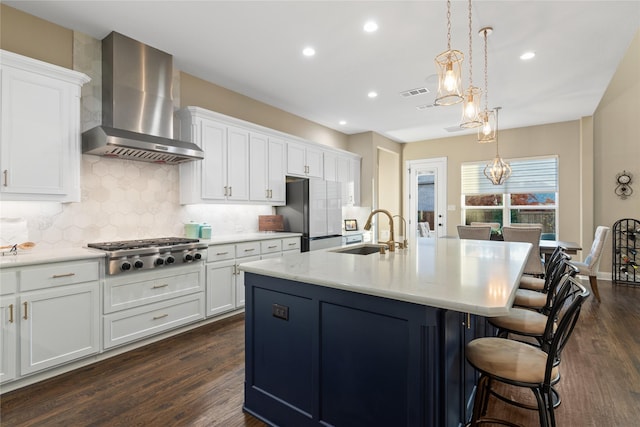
(1, 279, 639, 426)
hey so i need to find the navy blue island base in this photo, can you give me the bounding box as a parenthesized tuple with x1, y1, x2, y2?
(243, 272, 492, 427)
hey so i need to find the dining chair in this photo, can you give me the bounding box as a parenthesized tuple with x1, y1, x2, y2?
(457, 225, 491, 240)
(466, 278, 589, 427)
(470, 222, 501, 231)
(568, 225, 610, 302)
(503, 226, 545, 276)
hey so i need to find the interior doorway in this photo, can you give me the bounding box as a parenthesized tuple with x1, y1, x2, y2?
(406, 158, 448, 243)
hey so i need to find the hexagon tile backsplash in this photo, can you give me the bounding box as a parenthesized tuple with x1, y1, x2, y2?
(0, 155, 274, 251)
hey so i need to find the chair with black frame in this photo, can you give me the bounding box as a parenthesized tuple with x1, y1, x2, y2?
(519, 245, 566, 291)
(466, 277, 590, 427)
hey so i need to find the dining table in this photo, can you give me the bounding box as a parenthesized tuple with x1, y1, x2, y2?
(539, 239, 582, 263)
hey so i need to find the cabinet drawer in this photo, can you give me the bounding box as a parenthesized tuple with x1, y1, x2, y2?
(236, 241, 260, 258)
(0, 270, 17, 294)
(103, 293, 205, 349)
(261, 240, 282, 254)
(207, 244, 235, 262)
(20, 261, 100, 292)
(282, 237, 301, 251)
(104, 268, 204, 314)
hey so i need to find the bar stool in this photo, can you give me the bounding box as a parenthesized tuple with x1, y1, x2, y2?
(466, 278, 589, 427)
(513, 257, 576, 315)
(519, 246, 566, 291)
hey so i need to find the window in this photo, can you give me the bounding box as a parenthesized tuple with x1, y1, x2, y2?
(461, 156, 558, 238)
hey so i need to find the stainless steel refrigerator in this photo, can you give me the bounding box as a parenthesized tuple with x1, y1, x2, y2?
(276, 178, 343, 251)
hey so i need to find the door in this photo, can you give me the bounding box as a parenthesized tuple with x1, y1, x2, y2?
(406, 158, 447, 243)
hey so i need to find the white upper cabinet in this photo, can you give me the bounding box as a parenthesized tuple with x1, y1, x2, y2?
(340, 156, 361, 206)
(324, 151, 338, 182)
(0, 50, 90, 202)
(177, 108, 249, 204)
(249, 133, 285, 204)
(287, 142, 323, 179)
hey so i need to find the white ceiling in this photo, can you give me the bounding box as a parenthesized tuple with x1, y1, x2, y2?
(6, 1, 640, 143)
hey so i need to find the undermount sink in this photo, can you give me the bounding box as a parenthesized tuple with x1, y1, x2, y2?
(331, 244, 387, 255)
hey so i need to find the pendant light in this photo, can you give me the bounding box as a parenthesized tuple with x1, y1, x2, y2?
(434, 0, 464, 106)
(460, 0, 482, 128)
(483, 107, 511, 185)
(477, 27, 496, 143)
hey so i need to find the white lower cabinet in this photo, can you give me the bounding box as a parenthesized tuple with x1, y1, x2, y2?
(103, 293, 205, 349)
(0, 260, 101, 380)
(20, 283, 99, 375)
(206, 237, 301, 315)
(102, 263, 205, 349)
(0, 295, 17, 383)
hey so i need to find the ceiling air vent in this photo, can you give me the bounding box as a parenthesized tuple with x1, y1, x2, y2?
(400, 87, 430, 98)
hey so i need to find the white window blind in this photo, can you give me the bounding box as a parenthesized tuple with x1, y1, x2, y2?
(461, 156, 558, 195)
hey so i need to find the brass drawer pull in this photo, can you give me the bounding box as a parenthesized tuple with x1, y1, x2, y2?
(153, 314, 169, 320)
(216, 252, 229, 255)
(9, 304, 14, 323)
(244, 248, 255, 252)
(288, 243, 297, 246)
(23, 302, 28, 320)
(3, 170, 7, 187)
(268, 245, 278, 249)
(152, 284, 169, 289)
(52, 273, 76, 279)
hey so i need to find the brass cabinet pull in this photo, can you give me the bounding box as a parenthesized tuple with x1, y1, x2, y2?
(265, 189, 269, 198)
(23, 302, 28, 320)
(9, 304, 14, 323)
(3, 170, 7, 187)
(216, 252, 229, 255)
(268, 245, 278, 249)
(224, 186, 228, 196)
(229, 186, 232, 197)
(52, 273, 76, 278)
(153, 314, 168, 320)
(268, 189, 272, 198)
(288, 242, 297, 246)
(152, 284, 169, 289)
(244, 248, 255, 252)
(466, 313, 471, 330)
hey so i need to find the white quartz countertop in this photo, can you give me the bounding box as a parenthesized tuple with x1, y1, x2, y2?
(201, 232, 302, 245)
(0, 247, 105, 268)
(239, 238, 532, 317)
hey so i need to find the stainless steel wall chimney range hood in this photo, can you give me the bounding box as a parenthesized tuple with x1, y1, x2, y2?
(82, 32, 204, 164)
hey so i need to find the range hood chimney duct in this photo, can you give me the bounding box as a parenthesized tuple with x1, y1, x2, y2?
(82, 32, 203, 164)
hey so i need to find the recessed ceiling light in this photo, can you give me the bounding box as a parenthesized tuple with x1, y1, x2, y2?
(302, 47, 316, 57)
(363, 21, 378, 33)
(339, 120, 347, 125)
(520, 51, 535, 60)
(368, 91, 378, 98)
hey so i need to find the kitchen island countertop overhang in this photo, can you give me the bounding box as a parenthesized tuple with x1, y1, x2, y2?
(239, 237, 532, 317)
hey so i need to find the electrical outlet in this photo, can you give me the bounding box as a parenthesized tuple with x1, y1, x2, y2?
(272, 303, 289, 320)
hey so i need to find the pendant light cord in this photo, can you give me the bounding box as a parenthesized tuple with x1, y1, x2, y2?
(468, 0, 473, 87)
(446, 0, 452, 51)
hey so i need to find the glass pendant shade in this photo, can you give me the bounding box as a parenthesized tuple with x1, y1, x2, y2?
(434, 50, 464, 106)
(477, 109, 496, 143)
(460, 86, 482, 128)
(484, 156, 512, 185)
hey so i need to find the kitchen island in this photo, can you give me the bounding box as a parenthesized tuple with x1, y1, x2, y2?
(239, 238, 531, 427)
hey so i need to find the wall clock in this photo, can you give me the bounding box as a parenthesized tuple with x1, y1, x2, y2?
(615, 170, 633, 199)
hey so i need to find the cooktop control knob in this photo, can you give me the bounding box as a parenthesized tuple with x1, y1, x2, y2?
(134, 260, 144, 269)
(193, 252, 202, 260)
(184, 253, 194, 262)
(155, 258, 165, 266)
(121, 261, 132, 271)
(166, 256, 175, 264)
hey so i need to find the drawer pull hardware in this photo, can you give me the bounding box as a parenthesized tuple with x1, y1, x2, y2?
(3, 170, 7, 186)
(216, 252, 229, 255)
(153, 314, 169, 320)
(288, 243, 297, 246)
(9, 304, 14, 323)
(466, 313, 471, 330)
(244, 248, 255, 252)
(23, 302, 28, 320)
(152, 284, 169, 289)
(224, 186, 228, 196)
(268, 245, 278, 249)
(52, 273, 76, 279)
